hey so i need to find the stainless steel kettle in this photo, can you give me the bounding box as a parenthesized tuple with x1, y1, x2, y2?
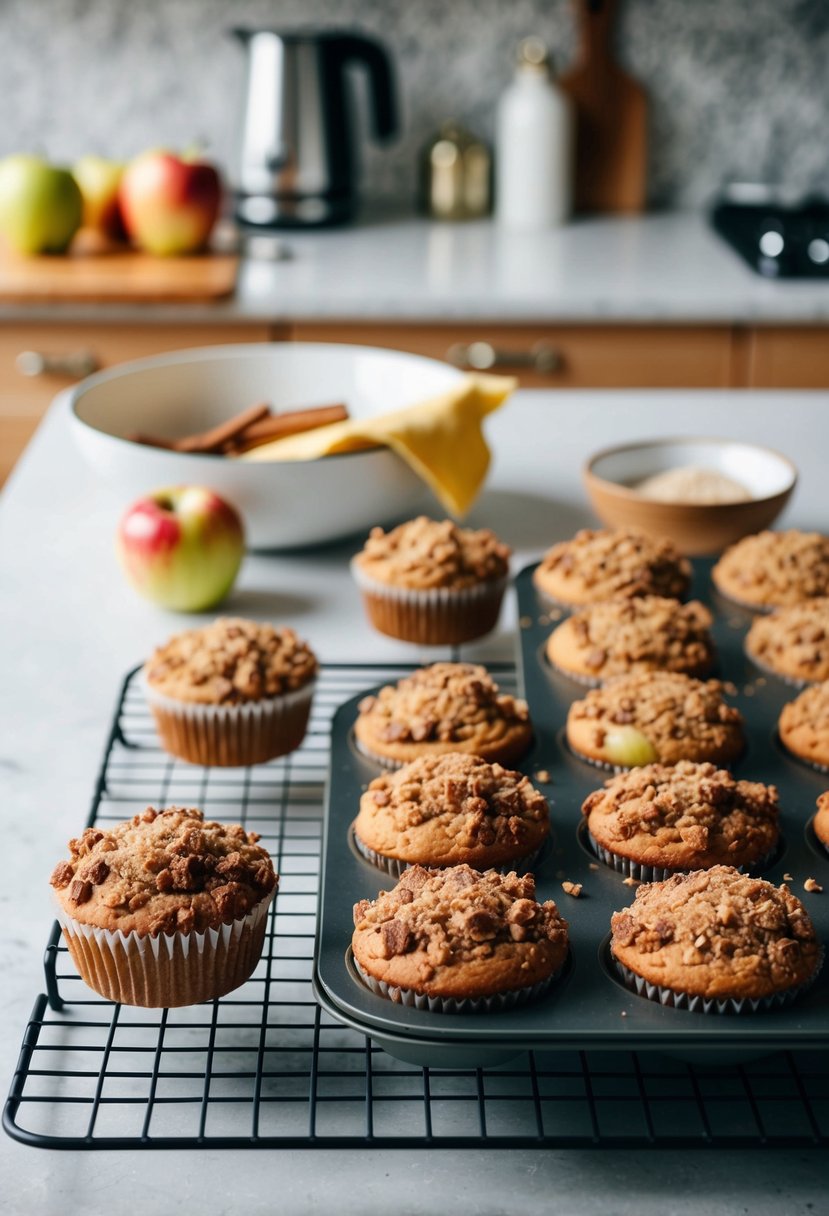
(232, 28, 398, 227)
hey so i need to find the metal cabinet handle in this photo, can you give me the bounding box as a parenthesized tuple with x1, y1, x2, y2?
(446, 339, 563, 374)
(16, 350, 100, 379)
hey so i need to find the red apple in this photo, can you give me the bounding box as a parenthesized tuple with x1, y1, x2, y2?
(116, 486, 244, 611)
(119, 151, 222, 256)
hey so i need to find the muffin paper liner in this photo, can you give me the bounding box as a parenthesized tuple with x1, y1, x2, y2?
(55, 891, 274, 1008)
(144, 677, 315, 767)
(547, 653, 713, 689)
(353, 733, 409, 771)
(778, 738, 829, 775)
(586, 831, 778, 883)
(612, 950, 823, 1016)
(744, 645, 816, 690)
(352, 954, 561, 1014)
(351, 825, 545, 878)
(350, 559, 507, 646)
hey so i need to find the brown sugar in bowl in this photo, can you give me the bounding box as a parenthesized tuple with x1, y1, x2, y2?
(584, 438, 797, 556)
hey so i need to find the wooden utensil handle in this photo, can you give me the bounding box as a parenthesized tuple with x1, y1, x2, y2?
(573, 0, 618, 61)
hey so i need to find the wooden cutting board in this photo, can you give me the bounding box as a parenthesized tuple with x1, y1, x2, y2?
(0, 231, 238, 302)
(560, 0, 648, 213)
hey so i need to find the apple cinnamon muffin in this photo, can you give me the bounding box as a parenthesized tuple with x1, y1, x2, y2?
(533, 528, 691, 609)
(712, 529, 829, 611)
(143, 617, 317, 766)
(351, 516, 510, 644)
(354, 662, 533, 768)
(352, 863, 569, 1011)
(610, 866, 822, 1012)
(745, 599, 829, 685)
(566, 671, 745, 770)
(49, 806, 277, 1007)
(813, 792, 829, 852)
(582, 761, 780, 881)
(779, 682, 829, 770)
(546, 595, 715, 685)
(353, 753, 550, 875)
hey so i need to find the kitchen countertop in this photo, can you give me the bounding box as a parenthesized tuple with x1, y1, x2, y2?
(2, 387, 828, 1215)
(3, 212, 829, 325)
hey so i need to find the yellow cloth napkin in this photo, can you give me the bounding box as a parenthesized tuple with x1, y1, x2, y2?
(239, 373, 516, 517)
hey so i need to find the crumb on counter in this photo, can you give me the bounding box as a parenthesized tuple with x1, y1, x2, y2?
(561, 881, 582, 898)
(588, 862, 600, 871)
(804, 877, 823, 893)
(535, 769, 552, 784)
(623, 876, 640, 887)
(519, 615, 533, 629)
(783, 873, 794, 882)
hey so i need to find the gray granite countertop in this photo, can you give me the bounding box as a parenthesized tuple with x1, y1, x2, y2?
(3, 213, 829, 325)
(2, 386, 828, 1213)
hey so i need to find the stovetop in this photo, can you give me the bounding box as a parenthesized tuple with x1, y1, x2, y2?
(711, 193, 829, 278)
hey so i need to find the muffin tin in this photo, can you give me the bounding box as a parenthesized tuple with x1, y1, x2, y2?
(313, 559, 829, 1068)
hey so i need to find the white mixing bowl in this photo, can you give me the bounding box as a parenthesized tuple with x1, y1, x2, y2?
(69, 342, 466, 548)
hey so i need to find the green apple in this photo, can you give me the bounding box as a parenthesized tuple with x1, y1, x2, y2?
(73, 154, 126, 240)
(116, 486, 245, 612)
(603, 726, 658, 768)
(0, 154, 83, 254)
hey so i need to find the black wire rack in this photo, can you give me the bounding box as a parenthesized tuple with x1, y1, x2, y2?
(4, 663, 829, 1151)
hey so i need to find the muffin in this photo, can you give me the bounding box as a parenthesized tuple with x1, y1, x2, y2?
(780, 683, 829, 771)
(745, 599, 829, 685)
(353, 753, 550, 876)
(582, 761, 780, 881)
(352, 863, 569, 1011)
(351, 516, 510, 645)
(610, 866, 822, 1013)
(49, 806, 277, 1007)
(814, 792, 829, 852)
(712, 529, 829, 611)
(354, 662, 533, 769)
(546, 595, 715, 685)
(143, 617, 317, 767)
(533, 528, 691, 608)
(566, 671, 745, 770)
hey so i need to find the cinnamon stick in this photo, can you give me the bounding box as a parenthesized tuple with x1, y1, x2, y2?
(126, 402, 270, 454)
(227, 403, 349, 453)
(174, 402, 271, 453)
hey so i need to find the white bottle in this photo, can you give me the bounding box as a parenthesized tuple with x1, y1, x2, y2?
(495, 37, 573, 230)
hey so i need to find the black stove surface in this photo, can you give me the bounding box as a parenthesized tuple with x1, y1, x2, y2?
(711, 195, 829, 278)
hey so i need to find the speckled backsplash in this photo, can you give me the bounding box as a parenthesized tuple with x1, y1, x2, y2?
(7, 0, 829, 209)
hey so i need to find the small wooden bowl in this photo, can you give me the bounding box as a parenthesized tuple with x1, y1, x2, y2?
(584, 438, 797, 556)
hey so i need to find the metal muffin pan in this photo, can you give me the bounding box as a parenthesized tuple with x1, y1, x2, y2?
(313, 560, 829, 1067)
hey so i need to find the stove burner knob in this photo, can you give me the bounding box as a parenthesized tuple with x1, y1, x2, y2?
(807, 237, 829, 265)
(759, 230, 785, 258)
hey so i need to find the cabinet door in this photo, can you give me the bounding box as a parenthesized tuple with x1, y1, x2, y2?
(744, 327, 829, 388)
(0, 322, 275, 485)
(287, 322, 736, 388)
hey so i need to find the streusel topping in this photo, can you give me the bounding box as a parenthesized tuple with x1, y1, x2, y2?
(361, 754, 548, 844)
(50, 807, 277, 937)
(549, 595, 714, 677)
(568, 672, 743, 747)
(747, 599, 829, 682)
(144, 618, 317, 704)
(713, 530, 829, 607)
(354, 516, 510, 590)
(534, 528, 691, 603)
(357, 663, 529, 746)
(611, 867, 820, 988)
(353, 864, 567, 964)
(583, 762, 779, 857)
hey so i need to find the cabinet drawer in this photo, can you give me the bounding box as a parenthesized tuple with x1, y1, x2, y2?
(745, 327, 829, 388)
(288, 322, 735, 388)
(0, 322, 275, 485)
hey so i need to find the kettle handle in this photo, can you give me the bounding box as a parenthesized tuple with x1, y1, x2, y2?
(329, 35, 398, 142)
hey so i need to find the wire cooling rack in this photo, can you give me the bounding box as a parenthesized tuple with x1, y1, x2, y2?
(5, 663, 829, 1150)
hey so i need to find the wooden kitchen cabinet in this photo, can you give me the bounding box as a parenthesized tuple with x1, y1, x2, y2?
(0, 322, 274, 485)
(741, 326, 829, 388)
(287, 322, 739, 388)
